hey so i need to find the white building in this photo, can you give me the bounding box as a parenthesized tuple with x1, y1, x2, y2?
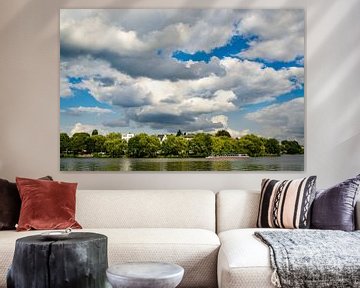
(157, 134, 167, 143)
(122, 133, 134, 142)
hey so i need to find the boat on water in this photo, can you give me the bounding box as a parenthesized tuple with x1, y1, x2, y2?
(206, 154, 249, 160)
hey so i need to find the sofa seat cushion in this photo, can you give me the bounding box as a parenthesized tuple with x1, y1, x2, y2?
(218, 228, 282, 288)
(102, 228, 220, 288)
(0, 228, 219, 288)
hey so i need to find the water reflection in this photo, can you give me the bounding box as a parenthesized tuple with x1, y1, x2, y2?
(60, 155, 304, 171)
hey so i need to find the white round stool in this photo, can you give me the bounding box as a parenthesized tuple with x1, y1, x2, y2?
(106, 262, 184, 288)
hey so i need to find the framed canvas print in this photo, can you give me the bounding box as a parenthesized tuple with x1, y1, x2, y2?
(60, 9, 305, 171)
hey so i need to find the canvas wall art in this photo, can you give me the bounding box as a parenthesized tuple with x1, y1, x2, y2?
(60, 9, 305, 171)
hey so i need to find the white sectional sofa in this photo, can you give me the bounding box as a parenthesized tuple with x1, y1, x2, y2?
(1, 189, 359, 288)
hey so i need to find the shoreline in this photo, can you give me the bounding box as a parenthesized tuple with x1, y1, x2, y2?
(60, 153, 302, 159)
(60, 154, 305, 172)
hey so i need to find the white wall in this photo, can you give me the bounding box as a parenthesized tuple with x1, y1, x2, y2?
(0, 0, 359, 191)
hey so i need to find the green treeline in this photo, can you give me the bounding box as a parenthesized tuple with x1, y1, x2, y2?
(60, 129, 304, 158)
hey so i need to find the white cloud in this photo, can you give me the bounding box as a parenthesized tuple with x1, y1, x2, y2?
(239, 36, 304, 62)
(103, 118, 129, 128)
(60, 9, 304, 134)
(78, 79, 152, 108)
(189, 58, 304, 104)
(246, 98, 304, 142)
(61, 56, 303, 133)
(61, 9, 239, 55)
(70, 123, 109, 136)
(60, 57, 150, 107)
(179, 89, 237, 114)
(61, 16, 147, 56)
(239, 10, 304, 40)
(238, 9, 304, 62)
(61, 9, 304, 82)
(66, 106, 113, 115)
(211, 115, 229, 128)
(230, 129, 250, 138)
(61, 56, 127, 80)
(60, 75, 72, 97)
(60, 10, 240, 80)
(211, 115, 249, 138)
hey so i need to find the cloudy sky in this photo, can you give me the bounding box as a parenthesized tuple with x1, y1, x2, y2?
(60, 9, 304, 142)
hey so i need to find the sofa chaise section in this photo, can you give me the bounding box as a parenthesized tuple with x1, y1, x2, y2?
(216, 190, 273, 288)
(216, 189, 360, 288)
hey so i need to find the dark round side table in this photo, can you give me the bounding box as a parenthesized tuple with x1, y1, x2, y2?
(7, 232, 108, 288)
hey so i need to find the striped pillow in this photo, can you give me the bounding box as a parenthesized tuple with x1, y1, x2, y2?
(257, 176, 317, 229)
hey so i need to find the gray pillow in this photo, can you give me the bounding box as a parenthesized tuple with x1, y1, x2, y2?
(311, 174, 360, 231)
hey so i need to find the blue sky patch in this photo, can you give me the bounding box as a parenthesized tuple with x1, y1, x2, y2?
(254, 56, 304, 70)
(60, 88, 112, 110)
(172, 35, 251, 63)
(68, 76, 83, 84)
(242, 88, 304, 113)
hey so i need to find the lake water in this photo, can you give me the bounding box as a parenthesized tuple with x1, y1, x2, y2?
(60, 154, 304, 171)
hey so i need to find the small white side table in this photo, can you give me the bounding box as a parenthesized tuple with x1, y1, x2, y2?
(106, 262, 184, 288)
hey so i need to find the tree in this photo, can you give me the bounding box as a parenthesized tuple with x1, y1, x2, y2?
(106, 132, 122, 140)
(215, 130, 231, 138)
(161, 135, 188, 157)
(104, 138, 127, 157)
(281, 140, 303, 154)
(237, 134, 265, 157)
(222, 137, 238, 154)
(91, 129, 99, 136)
(211, 136, 237, 155)
(60, 133, 70, 154)
(176, 130, 183, 137)
(91, 135, 106, 153)
(86, 136, 95, 154)
(127, 133, 161, 158)
(264, 138, 281, 155)
(70, 133, 91, 154)
(211, 137, 224, 155)
(188, 133, 212, 157)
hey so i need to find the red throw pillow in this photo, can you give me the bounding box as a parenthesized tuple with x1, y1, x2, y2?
(16, 177, 82, 231)
(0, 176, 53, 230)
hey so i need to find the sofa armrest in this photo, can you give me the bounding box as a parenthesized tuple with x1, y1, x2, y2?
(356, 200, 360, 230)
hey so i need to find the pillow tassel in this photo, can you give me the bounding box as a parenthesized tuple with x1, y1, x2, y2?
(271, 269, 281, 287)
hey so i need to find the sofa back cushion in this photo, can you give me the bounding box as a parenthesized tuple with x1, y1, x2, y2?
(216, 190, 260, 233)
(76, 190, 216, 231)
